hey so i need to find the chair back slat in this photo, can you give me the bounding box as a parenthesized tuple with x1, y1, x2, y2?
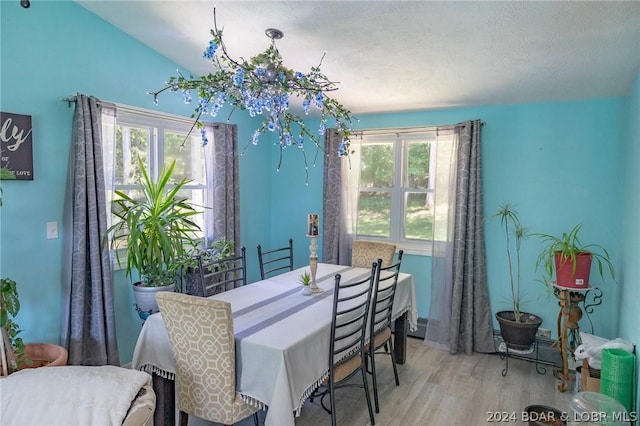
(371, 250, 404, 336)
(197, 247, 247, 297)
(257, 238, 294, 280)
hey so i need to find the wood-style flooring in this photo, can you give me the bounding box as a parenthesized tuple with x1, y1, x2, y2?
(190, 337, 573, 426)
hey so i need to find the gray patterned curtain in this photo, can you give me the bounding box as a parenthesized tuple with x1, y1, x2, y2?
(425, 120, 494, 354)
(322, 130, 357, 265)
(322, 130, 343, 264)
(61, 94, 119, 365)
(210, 123, 240, 246)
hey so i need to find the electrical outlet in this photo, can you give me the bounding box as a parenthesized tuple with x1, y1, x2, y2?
(537, 328, 551, 339)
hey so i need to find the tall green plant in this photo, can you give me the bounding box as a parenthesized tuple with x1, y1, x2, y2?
(106, 158, 202, 287)
(492, 203, 528, 322)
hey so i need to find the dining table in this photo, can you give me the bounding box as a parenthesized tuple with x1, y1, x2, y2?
(131, 262, 417, 426)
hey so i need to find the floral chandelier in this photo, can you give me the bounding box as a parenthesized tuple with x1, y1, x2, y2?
(150, 8, 354, 175)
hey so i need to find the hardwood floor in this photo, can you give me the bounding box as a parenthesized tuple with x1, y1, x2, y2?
(190, 337, 573, 426)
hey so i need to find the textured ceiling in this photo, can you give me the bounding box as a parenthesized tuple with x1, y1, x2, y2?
(77, 1, 640, 115)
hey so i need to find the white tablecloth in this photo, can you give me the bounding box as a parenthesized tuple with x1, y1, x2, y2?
(131, 263, 417, 426)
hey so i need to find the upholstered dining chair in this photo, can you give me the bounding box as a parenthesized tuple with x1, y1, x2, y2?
(256, 238, 294, 280)
(155, 292, 259, 426)
(313, 262, 378, 426)
(367, 250, 404, 413)
(195, 246, 247, 297)
(351, 240, 397, 268)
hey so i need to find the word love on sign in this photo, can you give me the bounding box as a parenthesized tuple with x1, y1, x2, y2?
(1, 111, 34, 180)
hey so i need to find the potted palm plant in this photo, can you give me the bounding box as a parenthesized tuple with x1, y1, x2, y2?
(492, 203, 542, 349)
(105, 158, 201, 319)
(535, 224, 615, 289)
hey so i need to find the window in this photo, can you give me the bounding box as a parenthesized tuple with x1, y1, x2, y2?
(350, 127, 455, 255)
(105, 105, 214, 255)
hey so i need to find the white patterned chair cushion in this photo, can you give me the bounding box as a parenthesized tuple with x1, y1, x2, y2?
(155, 292, 258, 425)
(351, 240, 397, 268)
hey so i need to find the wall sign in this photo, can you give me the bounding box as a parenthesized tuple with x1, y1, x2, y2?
(0, 111, 33, 180)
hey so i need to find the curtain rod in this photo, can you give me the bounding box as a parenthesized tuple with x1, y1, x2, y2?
(59, 95, 219, 128)
(349, 120, 485, 136)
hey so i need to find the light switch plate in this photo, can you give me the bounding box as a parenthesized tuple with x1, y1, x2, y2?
(47, 221, 58, 239)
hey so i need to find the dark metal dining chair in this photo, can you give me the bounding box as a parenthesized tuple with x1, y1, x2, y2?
(256, 238, 294, 280)
(367, 250, 403, 413)
(194, 246, 247, 297)
(313, 262, 378, 426)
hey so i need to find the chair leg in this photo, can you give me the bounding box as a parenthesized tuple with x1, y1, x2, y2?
(360, 365, 376, 425)
(386, 341, 400, 386)
(179, 411, 189, 426)
(253, 411, 260, 426)
(329, 381, 337, 426)
(370, 348, 380, 413)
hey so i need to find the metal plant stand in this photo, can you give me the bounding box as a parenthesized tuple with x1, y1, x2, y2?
(552, 284, 602, 392)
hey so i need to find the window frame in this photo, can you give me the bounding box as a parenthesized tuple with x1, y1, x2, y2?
(351, 127, 452, 256)
(107, 105, 212, 265)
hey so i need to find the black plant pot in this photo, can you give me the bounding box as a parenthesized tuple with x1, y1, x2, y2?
(496, 311, 543, 350)
(523, 405, 566, 426)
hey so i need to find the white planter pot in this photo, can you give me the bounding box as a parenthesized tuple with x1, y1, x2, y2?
(133, 282, 175, 319)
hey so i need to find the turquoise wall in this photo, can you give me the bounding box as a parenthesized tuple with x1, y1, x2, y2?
(270, 100, 626, 341)
(0, 1, 270, 363)
(619, 72, 639, 413)
(1, 1, 637, 382)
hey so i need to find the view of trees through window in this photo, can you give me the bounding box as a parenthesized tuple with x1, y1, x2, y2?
(113, 113, 207, 244)
(356, 131, 438, 244)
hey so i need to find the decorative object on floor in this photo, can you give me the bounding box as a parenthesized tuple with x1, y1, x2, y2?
(569, 392, 631, 426)
(307, 214, 322, 293)
(1, 277, 68, 375)
(149, 8, 354, 177)
(535, 224, 616, 289)
(491, 204, 542, 352)
(600, 348, 635, 413)
(522, 404, 566, 426)
(104, 158, 201, 320)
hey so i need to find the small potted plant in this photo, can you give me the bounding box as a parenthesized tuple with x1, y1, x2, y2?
(183, 237, 236, 296)
(105, 158, 202, 318)
(299, 270, 312, 295)
(492, 203, 542, 349)
(535, 224, 615, 289)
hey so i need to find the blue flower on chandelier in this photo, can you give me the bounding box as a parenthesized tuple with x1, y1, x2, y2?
(149, 8, 354, 177)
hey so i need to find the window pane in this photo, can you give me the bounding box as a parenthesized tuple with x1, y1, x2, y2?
(116, 126, 149, 185)
(164, 131, 206, 185)
(357, 191, 391, 237)
(404, 192, 433, 240)
(176, 188, 205, 239)
(406, 141, 431, 189)
(360, 143, 393, 188)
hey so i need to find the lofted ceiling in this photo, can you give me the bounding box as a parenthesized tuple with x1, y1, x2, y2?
(77, 1, 640, 115)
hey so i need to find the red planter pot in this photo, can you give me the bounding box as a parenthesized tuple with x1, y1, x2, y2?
(555, 253, 592, 289)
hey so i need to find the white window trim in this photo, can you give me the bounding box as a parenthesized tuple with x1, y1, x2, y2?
(350, 126, 455, 257)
